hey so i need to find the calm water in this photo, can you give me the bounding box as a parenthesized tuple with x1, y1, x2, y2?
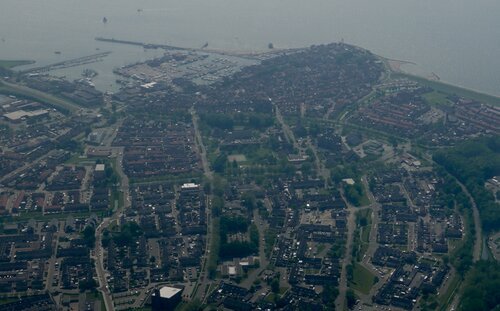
(0, 0, 499, 95)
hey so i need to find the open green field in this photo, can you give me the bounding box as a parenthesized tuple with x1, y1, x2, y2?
(358, 192, 371, 206)
(207, 217, 221, 279)
(5, 210, 109, 223)
(0, 60, 34, 69)
(265, 228, 278, 258)
(349, 262, 377, 294)
(423, 91, 454, 107)
(438, 273, 461, 311)
(356, 209, 372, 243)
(129, 173, 202, 185)
(0, 297, 18, 305)
(393, 72, 500, 106)
(227, 154, 247, 163)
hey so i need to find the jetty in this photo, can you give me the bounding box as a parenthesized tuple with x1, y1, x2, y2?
(95, 37, 265, 61)
(95, 37, 190, 52)
(21, 51, 112, 74)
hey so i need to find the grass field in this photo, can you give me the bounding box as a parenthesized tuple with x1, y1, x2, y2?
(358, 192, 371, 206)
(393, 72, 500, 106)
(423, 91, 454, 107)
(0, 297, 18, 305)
(438, 274, 461, 311)
(265, 228, 278, 258)
(349, 262, 377, 294)
(0, 60, 34, 69)
(207, 217, 221, 279)
(6, 210, 104, 222)
(227, 154, 247, 162)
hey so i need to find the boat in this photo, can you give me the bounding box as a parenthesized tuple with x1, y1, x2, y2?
(82, 69, 98, 78)
(102, 17, 108, 24)
(54, 51, 61, 55)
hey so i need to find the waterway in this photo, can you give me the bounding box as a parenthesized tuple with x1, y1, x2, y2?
(0, 0, 499, 95)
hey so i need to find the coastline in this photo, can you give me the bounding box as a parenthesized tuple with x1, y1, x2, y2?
(377, 55, 500, 106)
(0, 59, 35, 69)
(3, 42, 500, 107)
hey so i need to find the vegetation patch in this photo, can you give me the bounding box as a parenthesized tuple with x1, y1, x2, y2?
(349, 262, 377, 294)
(394, 72, 500, 106)
(0, 60, 34, 69)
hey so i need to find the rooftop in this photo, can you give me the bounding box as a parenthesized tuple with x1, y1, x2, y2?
(159, 286, 182, 299)
(4, 109, 49, 120)
(181, 183, 199, 189)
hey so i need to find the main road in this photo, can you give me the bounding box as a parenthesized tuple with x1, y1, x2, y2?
(92, 144, 130, 311)
(190, 108, 215, 303)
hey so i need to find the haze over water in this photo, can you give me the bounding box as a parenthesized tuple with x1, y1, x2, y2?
(0, 0, 499, 96)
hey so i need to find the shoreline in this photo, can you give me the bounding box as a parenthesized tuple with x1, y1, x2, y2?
(3, 42, 500, 104)
(0, 59, 35, 69)
(377, 54, 500, 105)
(394, 71, 500, 105)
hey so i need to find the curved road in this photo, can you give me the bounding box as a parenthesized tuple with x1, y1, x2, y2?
(455, 180, 482, 262)
(93, 147, 130, 311)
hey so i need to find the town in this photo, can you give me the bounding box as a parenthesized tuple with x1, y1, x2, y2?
(0, 41, 498, 311)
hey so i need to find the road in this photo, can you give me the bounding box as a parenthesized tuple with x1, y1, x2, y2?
(0, 150, 56, 184)
(45, 227, 60, 291)
(306, 137, 329, 187)
(360, 177, 381, 268)
(272, 101, 300, 152)
(93, 217, 115, 311)
(335, 176, 385, 308)
(190, 108, 215, 303)
(241, 209, 270, 289)
(335, 201, 357, 311)
(92, 147, 130, 311)
(191, 108, 212, 180)
(455, 180, 482, 262)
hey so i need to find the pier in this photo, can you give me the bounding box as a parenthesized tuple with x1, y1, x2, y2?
(21, 51, 112, 74)
(95, 37, 265, 61)
(95, 37, 192, 52)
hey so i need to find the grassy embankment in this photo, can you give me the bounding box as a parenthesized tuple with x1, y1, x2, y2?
(392, 72, 500, 107)
(350, 263, 377, 295)
(0, 60, 34, 69)
(348, 209, 377, 294)
(0, 79, 79, 113)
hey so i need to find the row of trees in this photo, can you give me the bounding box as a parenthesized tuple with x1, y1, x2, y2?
(219, 215, 258, 259)
(200, 112, 274, 131)
(433, 135, 500, 232)
(459, 261, 500, 311)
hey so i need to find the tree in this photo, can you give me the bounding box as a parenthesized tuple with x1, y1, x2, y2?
(213, 153, 228, 174)
(242, 192, 256, 212)
(79, 278, 97, 292)
(178, 299, 202, 311)
(346, 289, 357, 309)
(322, 285, 338, 310)
(459, 261, 500, 311)
(113, 221, 143, 247)
(82, 225, 96, 248)
(271, 278, 280, 293)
